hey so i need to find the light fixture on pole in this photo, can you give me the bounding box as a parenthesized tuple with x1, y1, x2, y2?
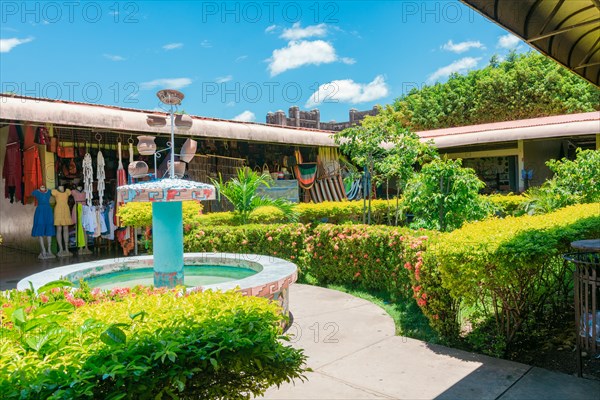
(156, 89, 185, 179)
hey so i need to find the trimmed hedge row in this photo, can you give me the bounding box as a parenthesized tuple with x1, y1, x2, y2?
(184, 203, 600, 354)
(0, 286, 307, 399)
(429, 202, 600, 352)
(184, 222, 426, 303)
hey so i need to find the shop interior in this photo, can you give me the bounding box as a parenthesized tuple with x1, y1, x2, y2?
(1, 121, 345, 257)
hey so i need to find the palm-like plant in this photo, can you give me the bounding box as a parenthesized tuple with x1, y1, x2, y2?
(211, 168, 298, 224)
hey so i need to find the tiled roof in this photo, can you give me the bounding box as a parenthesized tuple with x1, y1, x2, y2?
(418, 112, 600, 138)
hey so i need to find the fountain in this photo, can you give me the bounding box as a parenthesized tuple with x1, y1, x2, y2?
(17, 89, 297, 315)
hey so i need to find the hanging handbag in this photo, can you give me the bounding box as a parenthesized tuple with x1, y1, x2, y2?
(46, 137, 58, 153)
(35, 127, 49, 145)
(262, 163, 270, 175)
(57, 144, 75, 158)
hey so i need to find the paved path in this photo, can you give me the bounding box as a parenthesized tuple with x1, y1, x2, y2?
(259, 284, 600, 400)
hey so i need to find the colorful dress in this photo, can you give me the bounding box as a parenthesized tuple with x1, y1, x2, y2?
(51, 188, 73, 226)
(31, 190, 55, 237)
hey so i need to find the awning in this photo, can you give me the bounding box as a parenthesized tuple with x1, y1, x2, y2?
(461, 0, 600, 87)
(0, 95, 337, 148)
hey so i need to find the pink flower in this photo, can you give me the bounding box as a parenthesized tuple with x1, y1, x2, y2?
(40, 295, 49, 303)
(417, 298, 427, 307)
(363, 254, 368, 259)
(267, 237, 273, 241)
(333, 244, 339, 251)
(241, 239, 248, 245)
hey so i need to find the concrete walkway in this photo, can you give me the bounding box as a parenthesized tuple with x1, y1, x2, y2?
(259, 284, 600, 400)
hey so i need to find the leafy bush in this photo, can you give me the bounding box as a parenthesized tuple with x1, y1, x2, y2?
(118, 200, 203, 228)
(188, 200, 401, 227)
(432, 203, 600, 354)
(184, 223, 309, 263)
(211, 169, 297, 224)
(404, 158, 493, 231)
(486, 193, 526, 217)
(0, 284, 307, 399)
(522, 149, 600, 214)
(303, 224, 423, 298)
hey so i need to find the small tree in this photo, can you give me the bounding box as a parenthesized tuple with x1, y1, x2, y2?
(522, 148, 600, 214)
(335, 106, 437, 224)
(404, 158, 492, 231)
(211, 169, 297, 224)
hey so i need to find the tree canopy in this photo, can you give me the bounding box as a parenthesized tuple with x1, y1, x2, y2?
(393, 51, 600, 131)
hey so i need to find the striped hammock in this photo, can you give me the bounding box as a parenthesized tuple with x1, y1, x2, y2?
(294, 162, 318, 189)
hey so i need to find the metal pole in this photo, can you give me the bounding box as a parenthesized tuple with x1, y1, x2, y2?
(169, 104, 175, 179)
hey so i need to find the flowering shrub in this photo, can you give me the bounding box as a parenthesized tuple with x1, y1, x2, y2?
(0, 282, 307, 399)
(184, 223, 309, 263)
(303, 224, 424, 298)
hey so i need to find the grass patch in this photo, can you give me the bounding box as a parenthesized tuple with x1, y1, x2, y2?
(298, 273, 439, 343)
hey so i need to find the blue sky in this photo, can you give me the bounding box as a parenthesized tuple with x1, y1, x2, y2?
(1, 1, 527, 123)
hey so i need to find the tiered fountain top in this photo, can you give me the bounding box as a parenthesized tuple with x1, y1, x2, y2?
(117, 178, 216, 203)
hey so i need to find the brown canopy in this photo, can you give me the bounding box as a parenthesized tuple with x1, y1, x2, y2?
(461, 0, 600, 87)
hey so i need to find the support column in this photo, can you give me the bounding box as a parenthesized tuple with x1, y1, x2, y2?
(517, 140, 525, 193)
(152, 201, 184, 287)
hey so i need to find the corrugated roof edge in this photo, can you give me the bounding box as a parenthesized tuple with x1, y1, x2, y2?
(418, 111, 600, 138)
(0, 93, 337, 134)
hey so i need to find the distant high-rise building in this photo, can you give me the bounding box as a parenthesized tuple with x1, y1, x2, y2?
(266, 106, 379, 131)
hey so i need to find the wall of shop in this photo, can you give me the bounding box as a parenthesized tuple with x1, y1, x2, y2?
(0, 125, 39, 252)
(523, 139, 563, 187)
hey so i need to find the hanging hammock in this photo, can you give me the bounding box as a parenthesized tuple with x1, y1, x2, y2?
(293, 162, 318, 190)
(97, 150, 105, 206)
(82, 153, 93, 207)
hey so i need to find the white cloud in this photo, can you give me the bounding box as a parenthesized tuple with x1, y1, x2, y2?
(265, 24, 277, 33)
(226, 101, 236, 107)
(441, 40, 485, 53)
(103, 54, 125, 61)
(497, 34, 521, 49)
(280, 22, 327, 40)
(305, 75, 389, 108)
(235, 55, 248, 62)
(140, 78, 192, 90)
(268, 40, 352, 76)
(232, 110, 256, 122)
(200, 40, 212, 48)
(341, 57, 356, 65)
(163, 42, 183, 50)
(0, 37, 33, 53)
(427, 57, 480, 83)
(215, 75, 232, 84)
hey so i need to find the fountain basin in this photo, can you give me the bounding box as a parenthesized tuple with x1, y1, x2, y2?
(17, 253, 298, 315)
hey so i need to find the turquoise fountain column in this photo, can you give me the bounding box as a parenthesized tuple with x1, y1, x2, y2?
(117, 178, 216, 289)
(152, 201, 184, 287)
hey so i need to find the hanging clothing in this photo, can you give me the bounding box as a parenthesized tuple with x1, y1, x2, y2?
(101, 203, 116, 240)
(82, 205, 97, 234)
(75, 203, 86, 247)
(31, 189, 56, 237)
(82, 153, 93, 207)
(93, 207, 108, 238)
(23, 147, 43, 204)
(71, 189, 87, 224)
(51, 188, 72, 226)
(3, 125, 22, 203)
(97, 151, 105, 206)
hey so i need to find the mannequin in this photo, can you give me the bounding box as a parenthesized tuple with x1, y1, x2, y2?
(31, 185, 56, 259)
(51, 185, 73, 257)
(71, 185, 92, 255)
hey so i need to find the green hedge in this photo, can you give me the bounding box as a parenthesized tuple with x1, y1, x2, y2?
(487, 193, 526, 217)
(185, 222, 427, 304)
(431, 203, 600, 353)
(0, 285, 307, 399)
(120, 199, 403, 228)
(304, 224, 428, 299)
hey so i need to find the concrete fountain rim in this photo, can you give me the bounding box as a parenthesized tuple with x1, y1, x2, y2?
(16, 252, 297, 293)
